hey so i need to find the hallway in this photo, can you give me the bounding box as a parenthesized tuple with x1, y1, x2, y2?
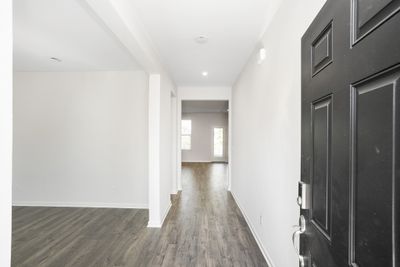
(177, 163, 266, 266)
(12, 163, 267, 267)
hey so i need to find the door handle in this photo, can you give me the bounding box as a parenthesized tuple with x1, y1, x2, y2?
(292, 215, 306, 267)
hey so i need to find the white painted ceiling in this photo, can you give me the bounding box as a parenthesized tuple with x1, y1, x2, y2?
(182, 101, 229, 113)
(13, 0, 139, 72)
(123, 0, 282, 86)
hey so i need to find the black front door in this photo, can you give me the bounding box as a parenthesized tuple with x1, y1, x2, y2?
(300, 0, 400, 266)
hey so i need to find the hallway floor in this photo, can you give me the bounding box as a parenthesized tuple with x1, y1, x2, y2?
(12, 163, 267, 267)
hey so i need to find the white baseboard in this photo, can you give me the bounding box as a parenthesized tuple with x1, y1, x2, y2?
(12, 201, 148, 209)
(147, 220, 162, 228)
(182, 160, 228, 164)
(147, 201, 172, 228)
(230, 191, 276, 267)
(161, 202, 172, 225)
(182, 160, 212, 163)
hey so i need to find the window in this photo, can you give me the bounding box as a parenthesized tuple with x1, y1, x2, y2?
(213, 127, 224, 157)
(181, 120, 192, 150)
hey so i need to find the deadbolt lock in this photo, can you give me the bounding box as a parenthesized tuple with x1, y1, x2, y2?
(298, 181, 310, 210)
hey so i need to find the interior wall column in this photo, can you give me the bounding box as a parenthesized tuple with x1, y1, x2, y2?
(148, 74, 161, 227)
(0, 0, 13, 264)
(171, 93, 178, 194)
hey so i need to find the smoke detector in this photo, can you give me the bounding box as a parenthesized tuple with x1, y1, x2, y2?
(194, 36, 209, 44)
(50, 57, 62, 62)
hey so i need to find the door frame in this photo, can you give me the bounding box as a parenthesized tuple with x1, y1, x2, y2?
(175, 89, 232, 192)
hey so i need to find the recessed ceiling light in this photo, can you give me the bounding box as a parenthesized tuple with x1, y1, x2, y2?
(202, 71, 208, 77)
(195, 36, 209, 44)
(50, 57, 62, 62)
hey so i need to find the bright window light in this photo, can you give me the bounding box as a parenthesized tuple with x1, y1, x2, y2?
(213, 128, 224, 157)
(181, 120, 192, 150)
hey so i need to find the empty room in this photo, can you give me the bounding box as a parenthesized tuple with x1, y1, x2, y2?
(180, 100, 230, 194)
(1, 0, 399, 266)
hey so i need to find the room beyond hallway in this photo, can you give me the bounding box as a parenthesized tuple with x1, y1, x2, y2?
(12, 163, 267, 267)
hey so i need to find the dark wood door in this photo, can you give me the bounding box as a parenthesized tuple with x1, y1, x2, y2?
(300, 0, 400, 266)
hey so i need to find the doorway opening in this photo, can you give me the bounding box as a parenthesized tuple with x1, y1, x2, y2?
(178, 100, 230, 192)
(213, 127, 224, 159)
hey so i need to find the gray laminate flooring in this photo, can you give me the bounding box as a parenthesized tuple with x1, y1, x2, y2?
(12, 163, 267, 267)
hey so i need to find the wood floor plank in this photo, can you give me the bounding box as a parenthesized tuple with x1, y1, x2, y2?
(12, 163, 267, 267)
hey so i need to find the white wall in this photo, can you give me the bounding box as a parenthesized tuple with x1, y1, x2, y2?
(13, 71, 149, 208)
(230, 0, 326, 266)
(86, 0, 179, 227)
(148, 74, 161, 226)
(159, 75, 175, 222)
(182, 112, 229, 162)
(0, 0, 12, 265)
(170, 95, 178, 194)
(178, 86, 231, 100)
(148, 73, 176, 227)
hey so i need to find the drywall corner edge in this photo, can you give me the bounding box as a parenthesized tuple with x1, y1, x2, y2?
(147, 201, 171, 228)
(148, 74, 161, 227)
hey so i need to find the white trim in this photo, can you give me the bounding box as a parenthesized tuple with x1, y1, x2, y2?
(227, 97, 232, 191)
(177, 100, 183, 191)
(171, 95, 178, 195)
(147, 221, 161, 228)
(230, 191, 276, 267)
(182, 160, 212, 163)
(161, 202, 172, 226)
(147, 201, 172, 228)
(12, 202, 148, 209)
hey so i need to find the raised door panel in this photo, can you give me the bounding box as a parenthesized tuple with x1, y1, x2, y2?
(352, 0, 400, 44)
(312, 22, 333, 76)
(311, 96, 332, 240)
(350, 66, 400, 267)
